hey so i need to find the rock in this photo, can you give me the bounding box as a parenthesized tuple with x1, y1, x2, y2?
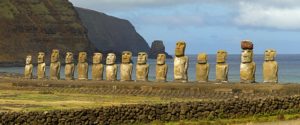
(75, 7, 150, 56)
(0, 0, 94, 66)
(148, 40, 172, 59)
(241, 40, 253, 50)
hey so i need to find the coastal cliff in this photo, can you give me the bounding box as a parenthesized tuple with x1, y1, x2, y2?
(0, 0, 93, 66)
(75, 7, 150, 56)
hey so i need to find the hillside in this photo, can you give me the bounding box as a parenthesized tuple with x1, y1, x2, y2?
(0, 0, 93, 66)
(75, 7, 150, 56)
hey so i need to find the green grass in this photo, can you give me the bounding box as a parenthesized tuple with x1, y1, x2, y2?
(0, 0, 19, 19)
(0, 89, 204, 112)
(30, 3, 49, 15)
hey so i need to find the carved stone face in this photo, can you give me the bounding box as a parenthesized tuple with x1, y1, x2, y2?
(241, 50, 253, 63)
(26, 55, 32, 65)
(265, 49, 276, 61)
(106, 53, 116, 65)
(157, 53, 166, 65)
(78, 52, 87, 63)
(197, 53, 208, 64)
(93, 53, 102, 64)
(37, 52, 45, 63)
(175, 41, 186, 57)
(216, 50, 227, 63)
(137, 52, 148, 64)
(122, 51, 132, 63)
(65, 52, 73, 64)
(51, 49, 59, 63)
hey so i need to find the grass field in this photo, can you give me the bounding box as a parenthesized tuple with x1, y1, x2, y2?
(0, 87, 203, 112)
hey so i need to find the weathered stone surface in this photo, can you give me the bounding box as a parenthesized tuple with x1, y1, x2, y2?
(120, 51, 133, 81)
(37, 52, 46, 79)
(136, 52, 149, 81)
(148, 40, 172, 59)
(0, 0, 93, 66)
(156, 53, 168, 82)
(263, 49, 278, 83)
(77, 52, 88, 80)
(174, 41, 189, 82)
(65, 52, 75, 80)
(92, 53, 103, 80)
(196, 53, 209, 82)
(216, 50, 228, 83)
(24, 55, 33, 79)
(50, 49, 60, 80)
(241, 40, 253, 50)
(106, 53, 117, 81)
(240, 49, 256, 83)
(75, 7, 150, 56)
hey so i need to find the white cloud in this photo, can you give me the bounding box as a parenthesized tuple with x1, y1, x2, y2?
(235, 1, 300, 30)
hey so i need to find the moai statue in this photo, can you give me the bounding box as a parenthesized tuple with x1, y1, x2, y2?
(37, 52, 46, 79)
(77, 52, 88, 80)
(196, 53, 210, 82)
(216, 50, 229, 83)
(106, 53, 117, 81)
(263, 49, 278, 83)
(174, 41, 189, 82)
(120, 51, 133, 81)
(92, 53, 104, 80)
(65, 52, 75, 80)
(156, 53, 168, 82)
(24, 55, 33, 79)
(50, 49, 61, 80)
(240, 40, 256, 83)
(136, 52, 149, 82)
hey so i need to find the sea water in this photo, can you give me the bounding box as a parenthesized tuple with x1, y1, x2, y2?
(1, 54, 300, 83)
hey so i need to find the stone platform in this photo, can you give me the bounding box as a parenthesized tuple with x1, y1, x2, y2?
(1, 78, 299, 100)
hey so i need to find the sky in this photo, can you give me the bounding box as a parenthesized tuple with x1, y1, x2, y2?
(69, 0, 300, 54)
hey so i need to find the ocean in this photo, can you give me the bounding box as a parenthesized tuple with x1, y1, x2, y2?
(1, 54, 300, 83)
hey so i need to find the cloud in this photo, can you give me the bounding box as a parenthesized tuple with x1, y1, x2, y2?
(234, 1, 300, 30)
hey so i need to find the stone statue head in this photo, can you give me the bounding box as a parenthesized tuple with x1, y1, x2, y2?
(122, 51, 132, 63)
(65, 52, 73, 64)
(26, 55, 32, 65)
(78, 52, 87, 63)
(264, 49, 276, 61)
(241, 49, 253, 63)
(137, 52, 148, 64)
(197, 53, 208, 64)
(37, 52, 45, 64)
(106, 53, 116, 65)
(157, 53, 166, 65)
(216, 50, 227, 63)
(93, 53, 102, 64)
(175, 41, 186, 57)
(51, 49, 59, 63)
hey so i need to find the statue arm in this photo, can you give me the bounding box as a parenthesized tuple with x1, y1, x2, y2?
(185, 57, 189, 73)
(275, 62, 278, 82)
(130, 64, 133, 76)
(184, 57, 189, 79)
(146, 64, 149, 76)
(165, 64, 168, 78)
(114, 65, 118, 77)
(207, 64, 210, 80)
(253, 62, 256, 79)
(58, 62, 61, 75)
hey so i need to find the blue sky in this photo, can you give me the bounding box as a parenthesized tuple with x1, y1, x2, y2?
(70, 0, 300, 54)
